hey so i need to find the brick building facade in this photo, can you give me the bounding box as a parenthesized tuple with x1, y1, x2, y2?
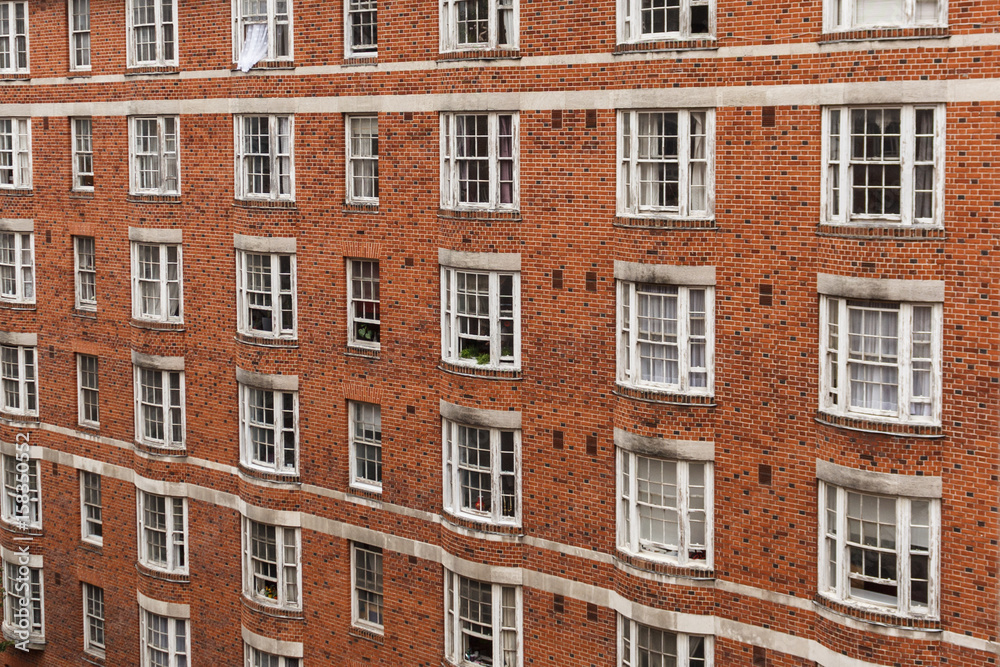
(0, 0, 996, 665)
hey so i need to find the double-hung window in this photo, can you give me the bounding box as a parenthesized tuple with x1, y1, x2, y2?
(80, 471, 102, 543)
(134, 362, 185, 449)
(138, 492, 187, 573)
(2, 453, 39, 528)
(617, 448, 712, 567)
(618, 110, 713, 219)
(236, 249, 296, 338)
(618, 0, 712, 43)
(825, 0, 944, 30)
(441, 265, 519, 369)
(348, 259, 380, 348)
(349, 401, 381, 492)
(128, 0, 176, 67)
(234, 0, 292, 65)
(617, 280, 714, 394)
(347, 116, 378, 204)
(820, 296, 941, 423)
(0, 229, 33, 303)
(824, 105, 944, 226)
(820, 480, 939, 617)
(72, 118, 94, 191)
(236, 115, 293, 201)
(77, 354, 99, 427)
(245, 646, 300, 667)
(0, 3, 28, 74)
(239, 380, 298, 475)
(346, 0, 376, 57)
(443, 417, 520, 527)
(352, 543, 383, 631)
(619, 616, 712, 667)
(0, 117, 30, 189)
(242, 518, 300, 609)
(69, 0, 91, 70)
(83, 583, 105, 656)
(129, 116, 180, 195)
(444, 570, 520, 667)
(131, 242, 182, 323)
(441, 112, 518, 211)
(1, 341, 37, 417)
(3, 558, 42, 641)
(440, 0, 517, 51)
(74, 236, 96, 310)
(140, 609, 188, 667)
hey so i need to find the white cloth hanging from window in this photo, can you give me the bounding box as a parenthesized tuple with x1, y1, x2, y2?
(237, 23, 269, 72)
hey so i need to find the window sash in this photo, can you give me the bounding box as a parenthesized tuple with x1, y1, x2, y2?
(819, 483, 938, 617)
(441, 112, 518, 210)
(441, 267, 520, 368)
(0, 343, 36, 417)
(69, 0, 91, 69)
(132, 242, 183, 322)
(245, 646, 300, 667)
(134, 367, 185, 448)
(83, 583, 105, 653)
(237, 251, 296, 337)
(72, 118, 94, 190)
(619, 0, 713, 41)
(2, 454, 39, 527)
(130, 116, 179, 194)
(349, 401, 382, 490)
(352, 543, 384, 629)
(129, 0, 176, 65)
(0, 117, 30, 188)
(240, 384, 298, 474)
(826, 0, 944, 30)
(141, 611, 188, 667)
(139, 493, 187, 572)
(347, 116, 379, 202)
(4, 561, 42, 635)
(443, 419, 520, 526)
(347, 259, 381, 348)
(445, 571, 520, 667)
(0, 3, 28, 72)
(237, 115, 294, 200)
(441, 0, 517, 50)
(618, 615, 712, 667)
(80, 471, 103, 543)
(0, 231, 33, 303)
(77, 354, 100, 426)
(234, 0, 292, 61)
(346, 0, 377, 56)
(243, 518, 300, 608)
(74, 235, 97, 309)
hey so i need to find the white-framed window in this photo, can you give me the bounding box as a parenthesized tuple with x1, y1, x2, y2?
(242, 518, 300, 609)
(77, 353, 99, 427)
(82, 583, 105, 656)
(235, 115, 293, 201)
(0, 230, 34, 303)
(80, 471, 102, 544)
(131, 242, 182, 322)
(618, 615, 712, 667)
(236, 250, 296, 338)
(346, 0, 376, 57)
(69, 0, 91, 70)
(0, 118, 30, 189)
(820, 482, 939, 617)
(347, 116, 378, 203)
(825, 0, 945, 30)
(441, 266, 519, 369)
(0, 3, 28, 74)
(245, 645, 300, 667)
(617, 281, 714, 394)
(441, 112, 518, 211)
(617, 449, 712, 567)
(618, 109, 713, 218)
(74, 236, 96, 310)
(1, 454, 39, 528)
(823, 105, 944, 226)
(72, 117, 94, 190)
(349, 401, 381, 492)
(352, 542, 383, 631)
(127, 0, 176, 67)
(820, 296, 941, 424)
(233, 0, 292, 65)
(440, 0, 517, 51)
(239, 383, 298, 475)
(140, 609, 188, 667)
(0, 342, 37, 417)
(443, 418, 519, 527)
(129, 116, 180, 195)
(444, 570, 520, 667)
(137, 491, 187, 573)
(617, 0, 712, 43)
(348, 259, 380, 348)
(134, 366, 185, 448)
(4, 560, 42, 640)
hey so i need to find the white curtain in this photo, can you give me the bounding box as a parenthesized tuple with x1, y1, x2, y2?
(237, 23, 269, 72)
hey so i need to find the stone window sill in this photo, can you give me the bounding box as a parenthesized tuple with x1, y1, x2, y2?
(130, 318, 185, 332)
(136, 561, 190, 583)
(814, 411, 943, 438)
(438, 360, 521, 380)
(614, 383, 716, 406)
(814, 593, 939, 630)
(235, 332, 299, 349)
(615, 549, 714, 580)
(816, 222, 944, 240)
(819, 26, 948, 44)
